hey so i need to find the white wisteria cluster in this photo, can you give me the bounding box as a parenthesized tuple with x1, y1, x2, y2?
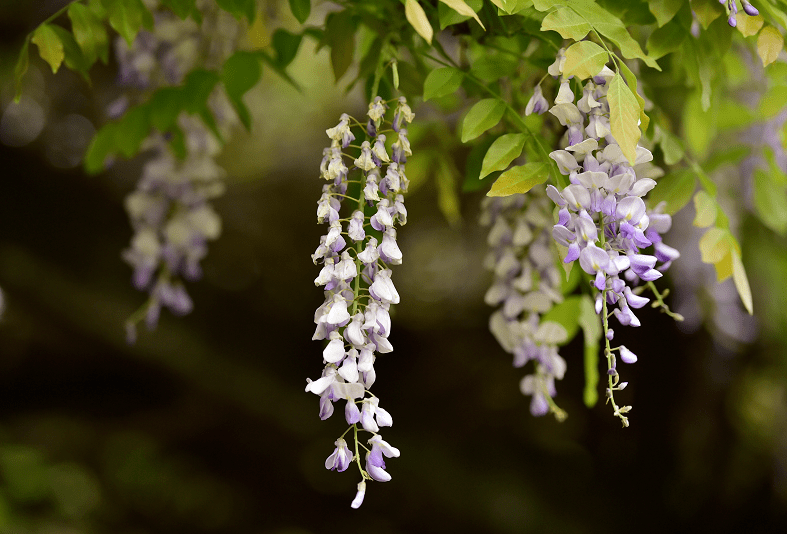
(115, 1, 242, 342)
(528, 49, 680, 426)
(307, 97, 413, 508)
(481, 192, 569, 421)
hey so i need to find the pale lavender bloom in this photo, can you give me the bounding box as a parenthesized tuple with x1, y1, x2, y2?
(350, 481, 366, 509)
(525, 85, 549, 115)
(348, 210, 366, 242)
(325, 438, 354, 472)
(619, 346, 638, 364)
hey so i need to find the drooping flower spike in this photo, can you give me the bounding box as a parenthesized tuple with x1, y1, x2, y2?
(307, 97, 413, 507)
(539, 48, 680, 426)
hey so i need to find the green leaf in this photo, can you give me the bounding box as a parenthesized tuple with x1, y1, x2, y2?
(690, 0, 722, 29)
(31, 24, 64, 74)
(288, 0, 310, 24)
(692, 190, 718, 228)
(540, 7, 591, 40)
(758, 25, 784, 67)
(326, 10, 356, 82)
(647, 17, 687, 59)
(160, 0, 197, 19)
(13, 38, 30, 103)
(222, 51, 262, 130)
(272, 29, 302, 68)
(731, 247, 753, 315)
(698, 227, 729, 264)
(568, 0, 661, 70)
(148, 88, 183, 131)
(480, 133, 526, 179)
(215, 0, 256, 21)
(654, 125, 684, 166)
(405, 0, 433, 44)
(461, 98, 506, 143)
(648, 0, 682, 26)
(49, 25, 91, 81)
(541, 296, 582, 344)
(607, 74, 640, 166)
(562, 40, 608, 79)
(436, 155, 463, 226)
(439, 0, 485, 29)
(753, 168, 787, 235)
(683, 91, 715, 158)
(617, 61, 649, 132)
(648, 169, 695, 215)
(470, 55, 518, 81)
(487, 162, 549, 196)
(179, 70, 221, 114)
(68, 3, 109, 65)
(105, 0, 154, 47)
(578, 295, 601, 408)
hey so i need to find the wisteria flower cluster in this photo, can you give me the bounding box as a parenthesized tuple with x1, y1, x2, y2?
(481, 192, 570, 421)
(115, 1, 242, 342)
(307, 97, 413, 508)
(528, 50, 680, 426)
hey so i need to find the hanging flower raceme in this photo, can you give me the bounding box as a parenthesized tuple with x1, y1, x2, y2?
(535, 49, 681, 426)
(115, 2, 242, 342)
(307, 96, 412, 507)
(480, 192, 569, 421)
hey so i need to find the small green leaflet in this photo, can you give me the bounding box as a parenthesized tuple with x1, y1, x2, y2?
(461, 98, 506, 143)
(222, 51, 262, 130)
(731, 248, 754, 315)
(646, 18, 688, 59)
(607, 74, 640, 166)
(271, 29, 302, 68)
(49, 25, 91, 81)
(692, 190, 718, 228)
(486, 162, 548, 197)
(654, 124, 684, 165)
(479, 133, 526, 179)
(288, 0, 310, 24)
(562, 41, 607, 79)
(68, 2, 109, 65)
(105, 0, 154, 47)
(648, 0, 683, 27)
(753, 168, 787, 235)
(578, 295, 601, 408)
(405, 0, 433, 44)
(757, 25, 784, 67)
(439, 0, 485, 29)
(647, 169, 695, 215)
(326, 10, 356, 82)
(690, 0, 722, 29)
(540, 7, 591, 40)
(215, 0, 256, 21)
(13, 38, 30, 103)
(31, 24, 64, 74)
(423, 67, 463, 101)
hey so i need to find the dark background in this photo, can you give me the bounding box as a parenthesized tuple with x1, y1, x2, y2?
(1, 1, 786, 533)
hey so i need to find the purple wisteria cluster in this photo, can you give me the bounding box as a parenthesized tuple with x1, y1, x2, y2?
(113, 1, 242, 342)
(481, 192, 569, 421)
(307, 97, 413, 508)
(528, 50, 680, 425)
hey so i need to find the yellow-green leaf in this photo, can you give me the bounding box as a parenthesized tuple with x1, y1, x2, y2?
(757, 25, 784, 67)
(68, 2, 109, 65)
(480, 133, 526, 179)
(423, 67, 463, 101)
(439, 0, 485, 29)
(618, 61, 649, 133)
(736, 12, 764, 37)
(487, 162, 549, 197)
(541, 7, 591, 40)
(405, 0, 433, 44)
(647, 18, 688, 59)
(698, 227, 729, 264)
(647, 169, 695, 215)
(692, 190, 718, 227)
(607, 74, 640, 166)
(31, 24, 64, 74)
(562, 41, 608, 79)
(461, 98, 506, 143)
(731, 248, 753, 315)
(690, 0, 722, 29)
